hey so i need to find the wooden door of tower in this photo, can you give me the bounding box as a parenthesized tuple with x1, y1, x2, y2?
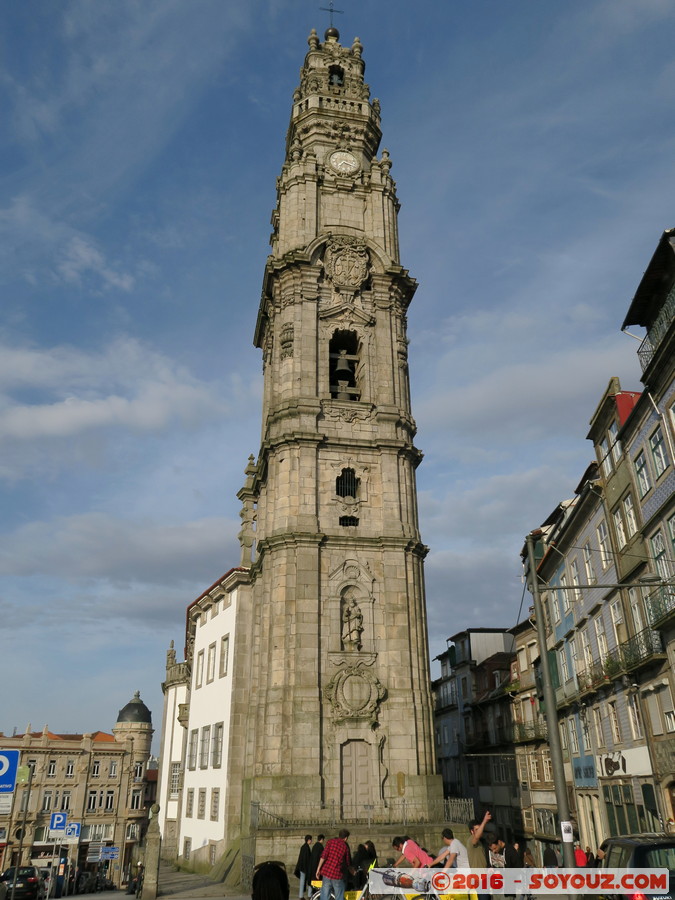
(341, 739, 369, 817)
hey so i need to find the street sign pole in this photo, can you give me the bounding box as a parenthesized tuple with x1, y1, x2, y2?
(11, 764, 34, 900)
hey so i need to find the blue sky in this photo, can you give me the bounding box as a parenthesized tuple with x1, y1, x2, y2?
(1, 0, 672, 742)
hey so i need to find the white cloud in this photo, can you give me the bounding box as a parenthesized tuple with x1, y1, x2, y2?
(0, 511, 237, 584)
(0, 337, 232, 479)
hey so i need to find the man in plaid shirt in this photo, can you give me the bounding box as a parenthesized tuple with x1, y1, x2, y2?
(316, 829, 351, 900)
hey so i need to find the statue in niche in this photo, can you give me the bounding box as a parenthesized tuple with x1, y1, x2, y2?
(341, 589, 363, 650)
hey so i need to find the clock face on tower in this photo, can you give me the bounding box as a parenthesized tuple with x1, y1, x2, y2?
(328, 149, 359, 175)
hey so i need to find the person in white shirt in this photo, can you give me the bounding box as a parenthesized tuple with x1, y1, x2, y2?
(431, 829, 470, 869)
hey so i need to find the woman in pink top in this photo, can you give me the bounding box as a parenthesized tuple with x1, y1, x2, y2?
(392, 837, 434, 868)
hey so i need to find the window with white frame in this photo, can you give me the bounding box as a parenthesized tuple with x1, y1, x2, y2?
(613, 507, 627, 548)
(188, 729, 198, 770)
(558, 646, 570, 682)
(91, 760, 100, 777)
(609, 599, 624, 645)
(109, 759, 118, 777)
(130, 790, 142, 810)
(61, 790, 71, 811)
(650, 426, 670, 477)
(597, 520, 611, 568)
(105, 790, 115, 811)
(529, 754, 540, 783)
(200, 725, 210, 768)
(650, 530, 671, 580)
(551, 589, 561, 624)
(599, 436, 613, 478)
(634, 450, 651, 497)
(580, 628, 593, 669)
(627, 693, 643, 740)
(583, 542, 596, 584)
(570, 559, 581, 602)
(47, 760, 56, 778)
(211, 722, 224, 768)
(569, 636, 578, 674)
(542, 752, 553, 782)
(567, 718, 580, 754)
(42, 790, 53, 811)
(169, 763, 181, 798)
(609, 421, 622, 464)
(195, 650, 205, 688)
(220, 634, 230, 677)
(628, 586, 645, 634)
(65, 759, 74, 778)
(609, 701, 621, 744)
(595, 615, 608, 658)
(623, 494, 638, 537)
(206, 642, 216, 683)
(593, 706, 604, 747)
(669, 513, 675, 559)
(87, 790, 97, 811)
(560, 574, 570, 613)
(560, 721, 568, 750)
(581, 716, 591, 753)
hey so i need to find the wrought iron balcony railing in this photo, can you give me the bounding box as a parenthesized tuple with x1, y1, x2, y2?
(646, 584, 675, 628)
(620, 626, 664, 670)
(513, 721, 548, 743)
(637, 284, 675, 372)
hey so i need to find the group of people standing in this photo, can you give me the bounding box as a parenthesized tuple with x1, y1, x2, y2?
(264, 809, 602, 900)
(294, 830, 378, 900)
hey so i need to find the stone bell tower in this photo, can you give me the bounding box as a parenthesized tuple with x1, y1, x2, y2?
(230, 26, 441, 830)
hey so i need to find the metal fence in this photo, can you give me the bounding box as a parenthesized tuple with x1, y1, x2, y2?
(250, 797, 475, 831)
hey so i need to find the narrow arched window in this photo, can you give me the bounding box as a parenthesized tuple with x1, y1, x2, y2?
(329, 330, 360, 401)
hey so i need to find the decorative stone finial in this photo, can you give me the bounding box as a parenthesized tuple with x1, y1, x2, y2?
(352, 37, 363, 58)
(308, 28, 320, 50)
(380, 148, 392, 174)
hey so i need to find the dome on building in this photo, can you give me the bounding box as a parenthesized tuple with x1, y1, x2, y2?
(116, 691, 152, 725)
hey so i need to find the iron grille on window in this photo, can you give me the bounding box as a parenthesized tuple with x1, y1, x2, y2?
(339, 516, 359, 527)
(336, 468, 359, 498)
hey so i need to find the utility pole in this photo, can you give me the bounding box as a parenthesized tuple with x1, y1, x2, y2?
(525, 531, 576, 868)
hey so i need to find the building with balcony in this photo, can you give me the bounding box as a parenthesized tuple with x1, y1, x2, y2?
(432, 629, 515, 831)
(510, 617, 557, 863)
(0, 693, 153, 887)
(522, 228, 675, 845)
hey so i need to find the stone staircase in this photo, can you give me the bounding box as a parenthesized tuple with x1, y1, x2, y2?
(156, 862, 228, 898)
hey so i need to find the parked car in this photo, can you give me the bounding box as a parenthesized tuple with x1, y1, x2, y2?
(599, 833, 675, 900)
(0, 867, 46, 900)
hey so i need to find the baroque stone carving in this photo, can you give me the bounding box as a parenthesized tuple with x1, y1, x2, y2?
(279, 323, 294, 359)
(324, 662, 386, 726)
(323, 402, 373, 424)
(324, 237, 369, 290)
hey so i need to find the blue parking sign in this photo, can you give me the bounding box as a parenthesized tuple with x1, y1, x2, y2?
(50, 812, 68, 831)
(0, 750, 20, 793)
